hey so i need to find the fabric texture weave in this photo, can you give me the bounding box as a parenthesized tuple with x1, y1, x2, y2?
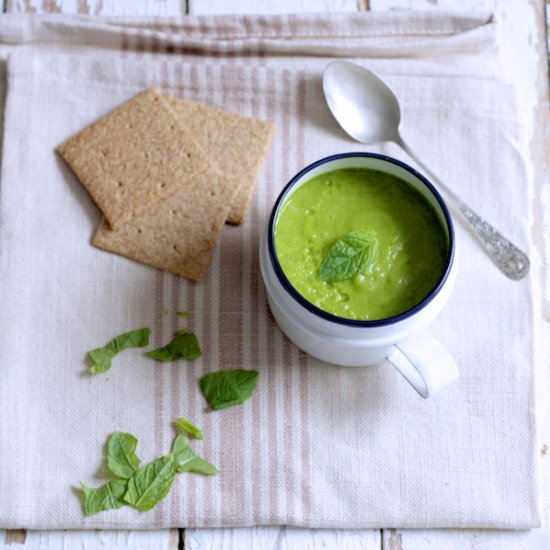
(0, 12, 540, 529)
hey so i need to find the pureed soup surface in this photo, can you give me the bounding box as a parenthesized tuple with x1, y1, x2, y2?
(274, 167, 449, 321)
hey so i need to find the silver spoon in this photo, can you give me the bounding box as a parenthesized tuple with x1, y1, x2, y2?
(322, 60, 530, 280)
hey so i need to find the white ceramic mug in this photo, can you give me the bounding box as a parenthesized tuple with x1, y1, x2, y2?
(259, 152, 459, 398)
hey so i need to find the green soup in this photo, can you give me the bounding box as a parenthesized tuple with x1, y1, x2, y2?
(274, 167, 449, 321)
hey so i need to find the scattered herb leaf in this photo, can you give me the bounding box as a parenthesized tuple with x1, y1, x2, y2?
(172, 434, 219, 475)
(174, 417, 204, 440)
(80, 479, 128, 516)
(317, 230, 379, 283)
(106, 432, 141, 479)
(200, 369, 259, 411)
(145, 331, 201, 362)
(87, 347, 114, 374)
(176, 311, 189, 318)
(79, 423, 219, 515)
(88, 328, 151, 374)
(124, 455, 176, 512)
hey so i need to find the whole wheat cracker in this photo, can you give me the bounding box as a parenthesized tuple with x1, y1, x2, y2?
(57, 88, 210, 229)
(93, 170, 234, 282)
(164, 96, 275, 225)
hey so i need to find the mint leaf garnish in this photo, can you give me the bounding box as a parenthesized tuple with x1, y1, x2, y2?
(124, 455, 177, 512)
(106, 432, 141, 479)
(80, 479, 128, 516)
(317, 230, 379, 283)
(174, 417, 203, 440)
(145, 330, 201, 362)
(172, 434, 219, 475)
(88, 328, 150, 374)
(79, 426, 218, 516)
(200, 369, 259, 411)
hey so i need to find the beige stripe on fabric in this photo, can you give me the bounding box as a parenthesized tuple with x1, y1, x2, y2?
(186, 61, 205, 526)
(152, 40, 169, 528)
(280, 70, 296, 524)
(186, 276, 199, 525)
(249, 66, 269, 524)
(266, 72, 283, 524)
(203, 60, 222, 523)
(276, 71, 296, 523)
(288, 71, 304, 525)
(170, 273, 183, 522)
(153, 273, 166, 526)
(189, 60, 208, 525)
(296, 72, 312, 524)
(250, 36, 270, 525)
(281, 69, 300, 524)
(235, 61, 255, 523)
(159, 58, 175, 464)
(246, 75, 258, 521)
(267, 28, 291, 525)
(168, 60, 194, 525)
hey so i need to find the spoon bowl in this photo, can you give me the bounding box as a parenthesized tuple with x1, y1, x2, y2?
(322, 60, 530, 280)
(323, 61, 400, 144)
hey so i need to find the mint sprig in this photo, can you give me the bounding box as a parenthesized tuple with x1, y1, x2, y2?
(106, 432, 141, 479)
(174, 417, 204, 440)
(123, 454, 177, 512)
(172, 434, 219, 474)
(88, 328, 150, 374)
(79, 428, 218, 516)
(80, 480, 127, 516)
(200, 369, 259, 411)
(145, 330, 201, 362)
(317, 230, 379, 283)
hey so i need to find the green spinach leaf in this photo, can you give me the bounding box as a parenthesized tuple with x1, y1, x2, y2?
(124, 455, 176, 512)
(317, 230, 379, 283)
(88, 327, 150, 374)
(172, 434, 219, 475)
(106, 432, 141, 479)
(174, 417, 203, 440)
(200, 369, 259, 411)
(80, 479, 127, 516)
(79, 422, 218, 516)
(145, 330, 201, 362)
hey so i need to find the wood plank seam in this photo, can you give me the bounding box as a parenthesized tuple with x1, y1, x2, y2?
(545, 0, 550, 56)
(3, 530, 27, 545)
(384, 529, 403, 550)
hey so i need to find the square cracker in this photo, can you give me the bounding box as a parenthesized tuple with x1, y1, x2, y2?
(164, 96, 275, 225)
(92, 169, 234, 282)
(57, 88, 210, 229)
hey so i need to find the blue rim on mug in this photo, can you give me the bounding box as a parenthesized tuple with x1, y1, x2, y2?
(267, 152, 455, 328)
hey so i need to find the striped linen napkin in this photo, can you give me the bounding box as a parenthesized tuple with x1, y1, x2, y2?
(0, 12, 541, 529)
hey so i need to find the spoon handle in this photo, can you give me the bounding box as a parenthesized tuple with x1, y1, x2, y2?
(394, 135, 530, 280)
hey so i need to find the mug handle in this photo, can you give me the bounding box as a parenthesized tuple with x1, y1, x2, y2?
(386, 331, 459, 398)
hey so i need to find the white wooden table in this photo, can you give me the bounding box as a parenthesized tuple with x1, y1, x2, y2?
(2, 0, 549, 548)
